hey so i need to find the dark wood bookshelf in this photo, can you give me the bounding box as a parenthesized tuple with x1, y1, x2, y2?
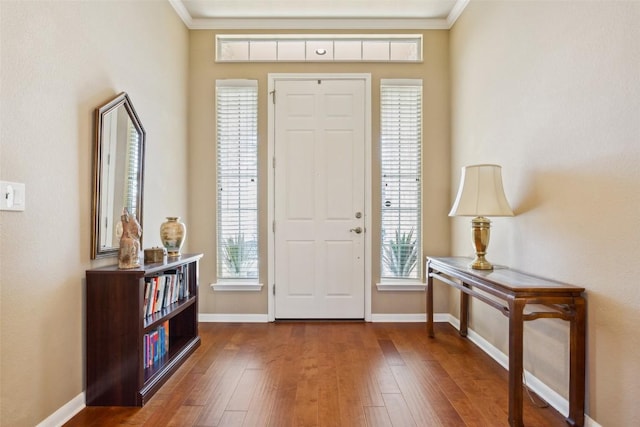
(86, 253, 203, 406)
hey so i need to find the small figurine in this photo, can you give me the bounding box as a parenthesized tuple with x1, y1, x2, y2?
(118, 208, 142, 269)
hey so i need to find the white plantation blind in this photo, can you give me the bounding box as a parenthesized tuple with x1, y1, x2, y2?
(380, 79, 422, 280)
(216, 80, 259, 279)
(123, 120, 139, 217)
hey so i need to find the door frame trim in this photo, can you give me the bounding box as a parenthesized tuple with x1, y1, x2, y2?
(267, 73, 372, 321)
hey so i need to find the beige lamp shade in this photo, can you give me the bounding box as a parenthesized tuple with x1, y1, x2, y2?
(449, 164, 514, 217)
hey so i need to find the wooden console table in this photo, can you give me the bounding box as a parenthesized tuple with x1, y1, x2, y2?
(426, 257, 586, 427)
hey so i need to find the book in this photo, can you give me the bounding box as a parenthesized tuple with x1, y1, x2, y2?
(143, 280, 151, 316)
(145, 278, 157, 317)
(143, 321, 171, 369)
(163, 320, 170, 353)
(153, 277, 162, 313)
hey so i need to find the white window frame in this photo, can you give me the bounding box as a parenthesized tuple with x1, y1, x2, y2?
(377, 79, 424, 291)
(212, 79, 262, 292)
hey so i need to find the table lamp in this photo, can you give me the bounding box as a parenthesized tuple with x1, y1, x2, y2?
(449, 164, 514, 270)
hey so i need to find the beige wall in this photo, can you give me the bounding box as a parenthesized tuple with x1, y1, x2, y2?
(0, 1, 189, 425)
(188, 30, 451, 317)
(450, 1, 640, 425)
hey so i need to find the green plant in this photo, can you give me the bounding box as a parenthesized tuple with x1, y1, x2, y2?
(222, 233, 255, 277)
(382, 228, 418, 277)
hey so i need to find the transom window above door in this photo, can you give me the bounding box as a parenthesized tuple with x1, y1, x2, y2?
(216, 34, 422, 62)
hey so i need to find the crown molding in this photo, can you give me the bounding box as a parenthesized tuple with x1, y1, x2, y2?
(168, 0, 194, 27)
(447, 0, 471, 27)
(188, 17, 451, 30)
(169, 0, 469, 30)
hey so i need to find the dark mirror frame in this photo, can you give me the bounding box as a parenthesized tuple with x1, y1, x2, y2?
(91, 92, 145, 259)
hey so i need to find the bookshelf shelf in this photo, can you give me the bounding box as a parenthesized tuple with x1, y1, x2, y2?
(86, 253, 203, 406)
(143, 296, 196, 330)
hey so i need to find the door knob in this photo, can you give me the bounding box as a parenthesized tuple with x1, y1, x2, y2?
(350, 227, 363, 234)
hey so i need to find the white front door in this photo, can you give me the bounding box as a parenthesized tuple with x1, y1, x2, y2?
(274, 78, 366, 319)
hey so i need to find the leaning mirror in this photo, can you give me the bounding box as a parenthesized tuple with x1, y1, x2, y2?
(91, 92, 145, 259)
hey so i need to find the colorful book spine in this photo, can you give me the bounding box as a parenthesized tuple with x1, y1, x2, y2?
(143, 323, 170, 369)
(144, 270, 190, 320)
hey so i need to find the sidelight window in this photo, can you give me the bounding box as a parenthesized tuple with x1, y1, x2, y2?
(380, 79, 422, 280)
(215, 80, 259, 280)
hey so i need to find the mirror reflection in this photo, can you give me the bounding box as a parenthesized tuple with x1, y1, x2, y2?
(91, 92, 145, 259)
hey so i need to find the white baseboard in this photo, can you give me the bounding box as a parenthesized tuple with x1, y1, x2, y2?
(585, 415, 603, 427)
(200, 313, 443, 323)
(370, 313, 450, 323)
(371, 313, 425, 322)
(200, 313, 441, 323)
(198, 313, 269, 323)
(36, 392, 85, 427)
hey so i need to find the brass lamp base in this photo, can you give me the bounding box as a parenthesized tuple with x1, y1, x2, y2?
(470, 256, 493, 270)
(470, 216, 493, 270)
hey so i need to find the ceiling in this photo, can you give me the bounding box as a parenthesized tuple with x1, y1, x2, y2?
(169, 0, 469, 30)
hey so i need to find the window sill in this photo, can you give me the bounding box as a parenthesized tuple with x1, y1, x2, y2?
(211, 281, 263, 292)
(376, 281, 426, 291)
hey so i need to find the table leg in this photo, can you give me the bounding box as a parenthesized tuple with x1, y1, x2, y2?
(567, 297, 586, 427)
(460, 284, 469, 337)
(427, 265, 434, 338)
(508, 298, 526, 427)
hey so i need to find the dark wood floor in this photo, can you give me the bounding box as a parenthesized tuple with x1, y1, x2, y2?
(66, 322, 567, 426)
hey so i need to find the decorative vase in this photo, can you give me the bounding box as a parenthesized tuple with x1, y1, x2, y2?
(160, 217, 186, 256)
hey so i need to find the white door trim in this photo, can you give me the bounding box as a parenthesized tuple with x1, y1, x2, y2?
(267, 73, 372, 322)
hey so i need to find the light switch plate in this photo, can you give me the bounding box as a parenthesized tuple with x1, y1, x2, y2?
(1, 181, 26, 211)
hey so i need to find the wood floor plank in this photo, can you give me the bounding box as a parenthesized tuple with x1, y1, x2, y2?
(194, 353, 251, 426)
(264, 326, 304, 427)
(377, 339, 405, 366)
(317, 364, 341, 427)
(114, 395, 167, 425)
(226, 368, 263, 411)
(183, 348, 239, 406)
(381, 393, 417, 427)
(420, 357, 497, 427)
(141, 371, 203, 426)
(64, 407, 139, 427)
(240, 326, 289, 426)
(368, 349, 402, 395)
(217, 410, 246, 427)
(336, 356, 367, 427)
(363, 406, 393, 427)
(435, 344, 513, 426)
(67, 322, 568, 427)
(359, 367, 386, 407)
(293, 351, 319, 427)
(402, 353, 467, 426)
(166, 405, 204, 427)
(389, 364, 445, 426)
(241, 365, 280, 426)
